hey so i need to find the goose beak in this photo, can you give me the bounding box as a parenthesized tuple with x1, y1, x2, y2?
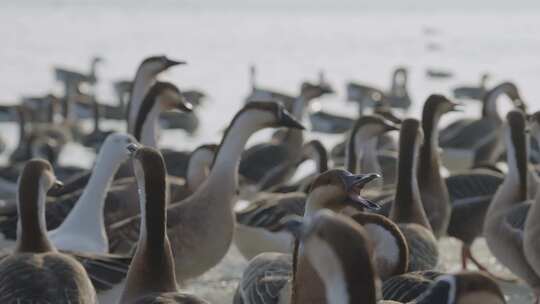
(451, 102, 464, 112)
(165, 58, 186, 68)
(342, 173, 381, 210)
(175, 100, 193, 113)
(126, 143, 140, 155)
(279, 110, 305, 130)
(52, 180, 64, 191)
(384, 123, 400, 132)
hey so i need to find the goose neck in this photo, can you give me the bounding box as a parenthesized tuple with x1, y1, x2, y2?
(418, 108, 442, 178)
(128, 72, 155, 133)
(16, 176, 55, 253)
(137, 103, 161, 148)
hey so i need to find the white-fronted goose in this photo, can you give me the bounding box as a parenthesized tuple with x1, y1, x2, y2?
(119, 146, 209, 304)
(484, 110, 540, 302)
(109, 102, 305, 281)
(440, 82, 527, 171)
(389, 118, 439, 271)
(0, 159, 97, 303)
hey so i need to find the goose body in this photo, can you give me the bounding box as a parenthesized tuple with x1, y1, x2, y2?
(0, 160, 97, 303)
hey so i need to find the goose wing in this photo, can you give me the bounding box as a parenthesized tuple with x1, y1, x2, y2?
(504, 202, 531, 238)
(446, 172, 503, 207)
(240, 144, 289, 184)
(67, 251, 132, 292)
(235, 252, 292, 304)
(382, 271, 442, 302)
(236, 193, 305, 229)
(439, 119, 499, 149)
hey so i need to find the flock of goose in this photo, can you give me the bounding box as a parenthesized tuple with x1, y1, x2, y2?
(0, 54, 538, 303)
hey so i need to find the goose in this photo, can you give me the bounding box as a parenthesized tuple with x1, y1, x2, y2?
(108, 101, 305, 281)
(234, 169, 389, 304)
(345, 115, 399, 192)
(300, 211, 507, 304)
(54, 56, 103, 123)
(0, 141, 217, 251)
(48, 132, 136, 254)
(388, 118, 439, 271)
(0, 159, 97, 303)
(329, 104, 401, 167)
(484, 110, 540, 302)
(453, 73, 490, 101)
(119, 146, 208, 304)
(126, 55, 185, 134)
(234, 170, 382, 260)
(239, 82, 332, 194)
(416, 95, 460, 238)
(439, 82, 527, 171)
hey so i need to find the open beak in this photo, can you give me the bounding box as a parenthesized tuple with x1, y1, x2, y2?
(341, 173, 381, 210)
(126, 143, 140, 155)
(279, 110, 305, 130)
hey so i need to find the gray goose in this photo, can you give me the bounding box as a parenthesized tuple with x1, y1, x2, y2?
(0, 160, 96, 303)
(119, 146, 208, 304)
(389, 118, 439, 272)
(108, 102, 305, 282)
(484, 110, 540, 303)
(439, 81, 527, 171)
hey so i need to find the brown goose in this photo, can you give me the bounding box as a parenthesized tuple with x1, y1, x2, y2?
(389, 118, 439, 271)
(0, 160, 97, 303)
(109, 102, 304, 282)
(119, 146, 208, 304)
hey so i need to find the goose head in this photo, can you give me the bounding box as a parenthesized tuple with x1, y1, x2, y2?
(137, 55, 185, 77)
(416, 272, 506, 304)
(240, 101, 305, 130)
(306, 169, 381, 213)
(100, 133, 137, 163)
(18, 159, 63, 194)
(423, 94, 462, 117)
(152, 82, 193, 113)
(350, 115, 399, 143)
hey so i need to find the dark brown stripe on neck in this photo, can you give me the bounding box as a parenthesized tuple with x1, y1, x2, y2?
(16, 160, 55, 253)
(508, 111, 528, 201)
